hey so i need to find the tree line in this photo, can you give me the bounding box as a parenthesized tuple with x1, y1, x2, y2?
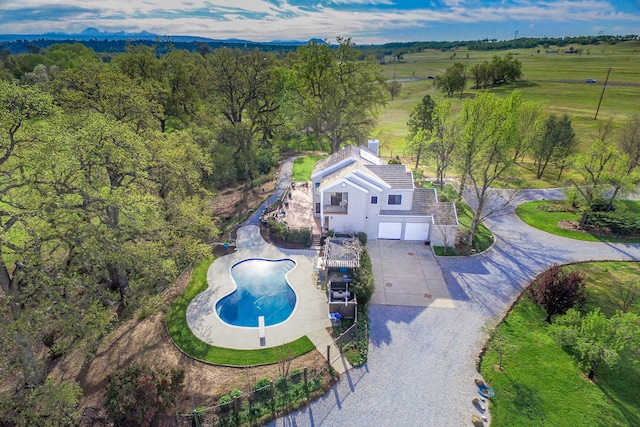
(0, 37, 387, 423)
(433, 53, 523, 96)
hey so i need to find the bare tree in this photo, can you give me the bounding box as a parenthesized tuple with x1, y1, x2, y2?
(618, 280, 640, 313)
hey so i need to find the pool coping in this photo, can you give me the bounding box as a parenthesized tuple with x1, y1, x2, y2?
(186, 226, 342, 361)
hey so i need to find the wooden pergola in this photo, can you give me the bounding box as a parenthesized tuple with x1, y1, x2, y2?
(322, 237, 361, 269)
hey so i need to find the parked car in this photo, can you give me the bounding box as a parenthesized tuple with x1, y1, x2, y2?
(427, 75, 435, 80)
(585, 78, 597, 83)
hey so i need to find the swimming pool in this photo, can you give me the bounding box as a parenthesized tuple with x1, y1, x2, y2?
(215, 258, 297, 327)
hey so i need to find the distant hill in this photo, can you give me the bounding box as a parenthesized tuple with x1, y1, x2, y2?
(0, 30, 637, 55)
(0, 28, 310, 45)
(0, 28, 315, 54)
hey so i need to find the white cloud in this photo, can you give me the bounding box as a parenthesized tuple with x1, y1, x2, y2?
(327, 0, 394, 5)
(1, 0, 639, 43)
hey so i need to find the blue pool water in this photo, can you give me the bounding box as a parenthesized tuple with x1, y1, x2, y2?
(215, 258, 297, 327)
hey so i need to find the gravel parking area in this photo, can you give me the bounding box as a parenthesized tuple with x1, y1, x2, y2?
(272, 188, 640, 427)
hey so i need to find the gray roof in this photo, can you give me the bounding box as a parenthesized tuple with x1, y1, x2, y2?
(427, 202, 459, 226)
(312, 145, 376, 177)
(379, 188, 436, 216)
(365, 165, 413, 189)
(313, 145, 414, 191)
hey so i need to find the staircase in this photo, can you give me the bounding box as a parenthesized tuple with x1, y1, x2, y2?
(311, 233, 322, 249)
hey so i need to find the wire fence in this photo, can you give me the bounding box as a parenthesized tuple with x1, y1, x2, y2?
(174, 359, 333, 426)
(170, 324, 358, 427)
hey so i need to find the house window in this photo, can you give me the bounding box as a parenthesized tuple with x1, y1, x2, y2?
(315, 203, 320, 214)
(371, 196, 378, 204)
(330, 192, 347, 206)
(388, 195, 402, 205)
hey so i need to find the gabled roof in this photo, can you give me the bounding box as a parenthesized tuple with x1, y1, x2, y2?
(365, 165, 414, 189)
(427, 202, 459, 226)
(312, 145, 377, 178)
(312, 145, 413, 190)
(379, 188, 436, 216)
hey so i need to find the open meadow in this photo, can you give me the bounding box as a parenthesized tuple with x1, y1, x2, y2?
(373, 40, 640, 175)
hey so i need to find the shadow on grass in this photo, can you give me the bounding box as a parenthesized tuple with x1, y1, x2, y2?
(595, 359, 640, 427)
(502, 371, 545, 422)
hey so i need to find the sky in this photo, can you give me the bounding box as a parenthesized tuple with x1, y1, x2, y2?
(0, 0, 639, 44)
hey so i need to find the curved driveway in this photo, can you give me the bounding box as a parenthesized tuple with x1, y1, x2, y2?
(273, 188, 640, 427)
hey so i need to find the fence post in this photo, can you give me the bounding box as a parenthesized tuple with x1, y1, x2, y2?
(233, 396, 240, 426)
(270, 380, 275, 419)
(304, 367, 309, 402)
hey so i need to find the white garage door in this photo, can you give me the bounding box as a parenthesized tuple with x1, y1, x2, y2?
(404, 222, 430, 241)
(378, 222, 402, 239)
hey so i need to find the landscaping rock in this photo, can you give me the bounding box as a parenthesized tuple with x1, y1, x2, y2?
(471, 414, 484, 426)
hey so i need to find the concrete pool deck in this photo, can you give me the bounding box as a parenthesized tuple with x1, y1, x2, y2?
(186, 225, 351, 373)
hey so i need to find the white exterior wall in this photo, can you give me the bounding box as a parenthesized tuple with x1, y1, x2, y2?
(429, 224, 458, 247)
(322, 181, 374, 235)
(312, 179, 321, 214)
(379, 188, 413, 211)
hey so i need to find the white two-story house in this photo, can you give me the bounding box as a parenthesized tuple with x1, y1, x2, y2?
(311, 141, 458, 247)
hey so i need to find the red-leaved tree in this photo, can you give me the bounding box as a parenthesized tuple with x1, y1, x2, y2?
(530, 264, 587, 323)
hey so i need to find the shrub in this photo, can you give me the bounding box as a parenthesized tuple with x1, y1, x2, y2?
(438, 183, 459, 203)
(589, 197, 610, 212)
(356, 232, 368, 246)
(266, 218, 311, 246)
(218, 395, 232, 414)
(530, 264, 587, 323)
(104, 365, 184, 427)
(134, 294, 165, 320)
(342, 305, 370, 366)
(351, 250, 374, 305)
(253, 378, 271, 404)
(537, 202, 573, 213)
(0, 379, 82, 426)
(585, 211, 640, 235)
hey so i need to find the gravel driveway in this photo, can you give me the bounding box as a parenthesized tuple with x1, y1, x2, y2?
(272, 188, 640, 427)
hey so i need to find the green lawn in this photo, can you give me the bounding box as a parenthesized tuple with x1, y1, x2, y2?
(432, 201, 493, 256)
(515, 200, 640, 243)
(291, 155, 325, 182)
(166, 259, 316, 366)
(481, 262, 640, 427)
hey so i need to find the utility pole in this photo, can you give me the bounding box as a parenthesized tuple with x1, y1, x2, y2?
(594, 67, 611, 120)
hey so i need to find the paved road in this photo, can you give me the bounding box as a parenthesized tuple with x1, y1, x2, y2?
(527, 79, 640, 87)
(272, 188, 640, 427)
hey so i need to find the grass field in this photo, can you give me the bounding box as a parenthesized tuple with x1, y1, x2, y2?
(374, 41, 640, 165)
(515, 200, 640, 243)
(166, 259, 316, 366)
(481, 261, 640, 427)
(291, 155, 324, 181)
